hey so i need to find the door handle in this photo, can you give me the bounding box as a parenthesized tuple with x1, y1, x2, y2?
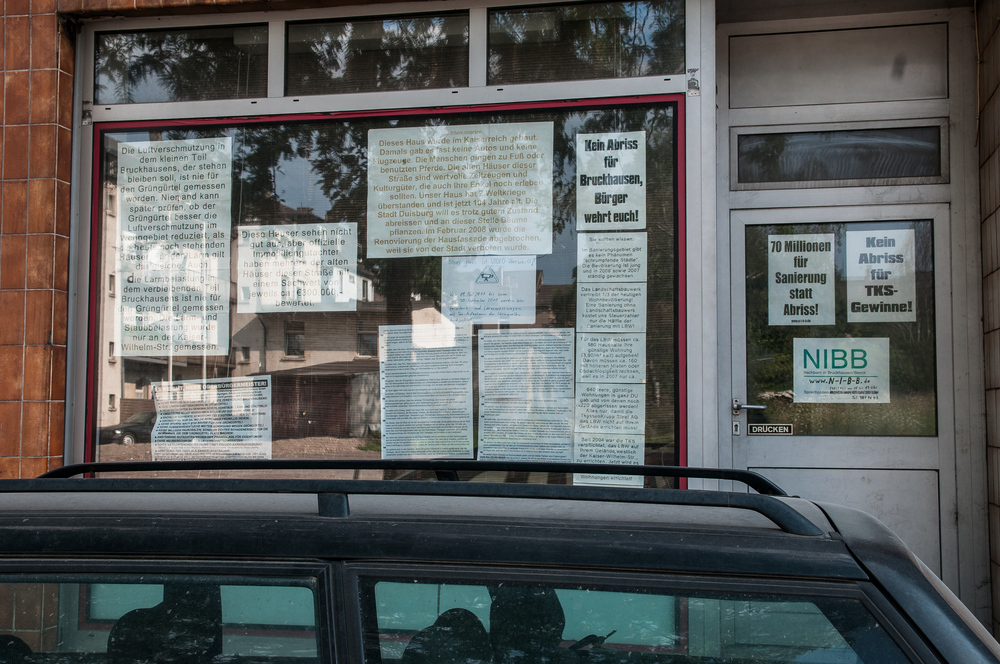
(732, 398, 767, 415)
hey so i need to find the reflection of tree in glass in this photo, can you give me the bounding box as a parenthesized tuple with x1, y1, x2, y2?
(737, 134, 790, 184)
(488, 0, 684, 85)
(94, 28, 267, 105)
(286, 16, 469, 96)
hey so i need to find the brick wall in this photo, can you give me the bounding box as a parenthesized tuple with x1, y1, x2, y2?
(980, 0, 1000, 637)
(0, 0, 73, 479)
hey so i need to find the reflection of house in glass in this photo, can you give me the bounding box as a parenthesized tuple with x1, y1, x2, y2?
(228, 204, 384, 440)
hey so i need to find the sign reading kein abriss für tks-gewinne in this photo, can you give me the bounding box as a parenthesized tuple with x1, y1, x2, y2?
(846, 229, 916, 323)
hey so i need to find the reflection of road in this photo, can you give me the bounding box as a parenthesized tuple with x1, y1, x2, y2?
(97, 436, 382, 479)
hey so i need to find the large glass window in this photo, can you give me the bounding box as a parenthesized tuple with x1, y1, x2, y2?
(94, 26, 268, 104)
(356, 574, 911, 663)
(744, 220, 936, 436)
(92, 98, 682, 482)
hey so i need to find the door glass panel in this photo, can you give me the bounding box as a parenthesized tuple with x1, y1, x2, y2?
(94, 26, 268, 104)
(744, 220, 936, 436)
(357, 575, 911, 663)
(0, 576, 319, 659)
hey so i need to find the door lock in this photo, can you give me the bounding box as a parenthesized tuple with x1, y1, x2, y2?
(732, 398, 767, 415)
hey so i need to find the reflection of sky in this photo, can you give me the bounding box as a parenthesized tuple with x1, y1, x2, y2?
(275, 154, 332, 218)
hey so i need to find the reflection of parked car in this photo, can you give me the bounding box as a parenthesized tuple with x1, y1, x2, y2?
(97, 411, 156, 445)
(153, 410, 216, 441)
(1, 462, 998, 664)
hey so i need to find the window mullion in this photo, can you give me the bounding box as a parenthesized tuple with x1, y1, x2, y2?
(268, 20, 285, 98)
(469, 7, 488, 87)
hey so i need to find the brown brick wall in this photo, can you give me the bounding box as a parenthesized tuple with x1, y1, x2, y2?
(0, 0, 74, 479)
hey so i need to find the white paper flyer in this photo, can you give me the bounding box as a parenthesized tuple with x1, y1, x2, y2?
(378, 324, 474, 458)
(151, 376, 271, 460)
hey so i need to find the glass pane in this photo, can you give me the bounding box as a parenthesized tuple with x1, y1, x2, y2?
(488, 0, 684, 85)
(737, 126, 942, 184)
(745, 221, 937, 436)
(94, 26, 268, 104)
(286, 14, 469, 96)
(93, 100, 681, 482)
(0, 576, 318, 658)
(358, 576, 910, 663)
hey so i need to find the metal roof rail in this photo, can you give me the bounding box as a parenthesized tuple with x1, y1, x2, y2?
(41, 460, 785, 493)
(26, 462, 822, 536)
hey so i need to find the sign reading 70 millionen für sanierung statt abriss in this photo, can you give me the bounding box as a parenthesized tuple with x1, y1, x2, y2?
(114, 137, 232, 357)
(768, 233, 835, 326)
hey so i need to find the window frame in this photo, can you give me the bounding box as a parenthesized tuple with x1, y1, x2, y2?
(0, 559, 337, 663)
(342, 563, 938, 664)
(70, 0, 700, 468)
(79, 0, 689, 126)
(82, 93, 687, 463)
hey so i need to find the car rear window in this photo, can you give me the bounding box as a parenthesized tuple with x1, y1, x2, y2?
(356, 575, 913, 663)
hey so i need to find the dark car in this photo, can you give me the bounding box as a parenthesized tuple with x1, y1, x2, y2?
(0, 461, 996, 664)
(97, 411, 157, 445)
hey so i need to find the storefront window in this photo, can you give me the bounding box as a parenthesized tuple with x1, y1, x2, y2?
(92, 98, 682, 480)
(94, 25, 268, 104)
(744, 220, 936, 436)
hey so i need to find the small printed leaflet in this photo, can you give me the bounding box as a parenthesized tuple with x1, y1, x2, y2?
(237, 223, 358, 312)
(379, 324, 474, 459)
(477, 328, 574, 461)
(846, 229, 916, 322)
(574, 383, 645, 434)
(441, 256, 536, 325)
(151, 376, 272, 460)
(367, 123, 554, 258)
(576, 333, 645, 384)
(573, 433, 644, 487)
(576, 132, 646, 231)
(115, 137, 232, 357)
(768, 233, 835, 326)
(578, 232, 647, 283)
(793, 337, 890, 403)
(577, 283, 647, 333)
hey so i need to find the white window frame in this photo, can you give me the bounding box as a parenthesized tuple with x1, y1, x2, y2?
(65, 0, 714, 467)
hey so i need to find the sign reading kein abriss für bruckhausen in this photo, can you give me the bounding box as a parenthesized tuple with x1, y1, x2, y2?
(576, 132, 646, 231)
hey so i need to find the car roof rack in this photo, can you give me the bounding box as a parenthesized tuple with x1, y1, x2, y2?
(43, 460, 783, 492)
(25, 461, 823, 537)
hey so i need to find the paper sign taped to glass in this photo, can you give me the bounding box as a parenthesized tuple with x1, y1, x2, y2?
(793, 337, 890, 403)
(114, 137, 233, 356)
(366, 122, 554, 258)
(151, 376, 272, 461)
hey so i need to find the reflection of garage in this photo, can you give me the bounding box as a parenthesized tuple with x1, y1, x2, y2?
(263, 360, 380, 439)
